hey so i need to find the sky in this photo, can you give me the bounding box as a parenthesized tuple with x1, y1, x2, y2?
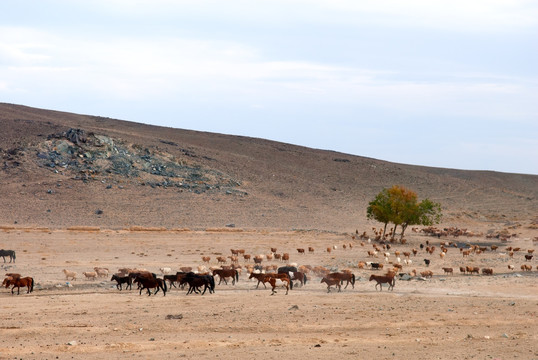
(1, 1, 537, 175)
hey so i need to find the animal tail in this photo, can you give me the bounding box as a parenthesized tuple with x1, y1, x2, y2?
(304, 274, 307, 285)
(162, 278, 167, 295)
(210, 275, 215, 292)
(235, 270, 239, 283)
(351, 274, 355, 285)
(12, 251, 16, 261)
(30, 277, 34, 293)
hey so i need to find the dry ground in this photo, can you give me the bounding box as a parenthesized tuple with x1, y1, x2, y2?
(0, 228, 537, 360)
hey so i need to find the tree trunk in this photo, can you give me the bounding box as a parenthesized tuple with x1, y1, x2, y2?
(383, 222, 388, 237)
(392, 224, 398, 240)
(400, 223, 408, 240)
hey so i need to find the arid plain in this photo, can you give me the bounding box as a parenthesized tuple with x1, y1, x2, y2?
(0, 103, 537, 359)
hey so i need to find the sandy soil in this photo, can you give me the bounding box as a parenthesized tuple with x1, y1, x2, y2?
(0, 228, 537, 360)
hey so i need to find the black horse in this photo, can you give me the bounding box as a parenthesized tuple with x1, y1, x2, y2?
(111, 274, 132, 290)
(182, 272, 215, 295)
(0, 250, 16, 263)
(134, 275, 167, 296)
(277, 266, 296, 290)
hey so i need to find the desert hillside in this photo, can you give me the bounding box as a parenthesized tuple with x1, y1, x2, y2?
(1, 103, 536, 232)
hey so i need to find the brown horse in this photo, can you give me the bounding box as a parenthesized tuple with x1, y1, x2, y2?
(3, 276, 34, 294)
(267, 277, 290, 295)
(369, 274, 395, 291)
(321, 277, 341, 292)
(212, 269, 239, 285)
(249, 272, 269, 288)
(327, 272, 355, 289)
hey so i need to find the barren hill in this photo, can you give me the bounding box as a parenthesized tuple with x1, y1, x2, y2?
(1, 103, 536, 232)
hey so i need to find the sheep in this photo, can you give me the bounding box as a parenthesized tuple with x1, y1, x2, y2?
(297, 248, 305, 254)
(442, 267, 453, 275)
(63, 269, 77, 281)
(160, 267, 172, 275)
(83, 271, 97, 280)
(403, 259, 412, 265)
(308, 247, 315, 253)
(94, 267, 109, 277)
(201, 256, 211, 263)
(525, 254, 533, 261)
(507, 264, 515, 270)
(481, 268, 493, 275)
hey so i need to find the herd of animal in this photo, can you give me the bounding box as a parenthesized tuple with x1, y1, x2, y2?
(1, 227, 536, 296)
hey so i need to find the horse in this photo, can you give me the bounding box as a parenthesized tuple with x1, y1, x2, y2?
(182, 272, 215, 295)
(0, 250, 16, 263)
(212, 269, 239, 285)
(267, 276, 290, 295)
(164, 272, 187, 288)
(369, 274, 395, 291)
(3, 276, 33, 294)
(327, 272, 355, 289)
(290, 271, 307, 287)
(111, 274, 132, 290)
(321, 277, 341, 293)
(133, 275, 167, 296)
(249, 272, 270, 289)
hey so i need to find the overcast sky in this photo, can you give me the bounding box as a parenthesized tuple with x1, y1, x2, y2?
(1, 1, 537, 174)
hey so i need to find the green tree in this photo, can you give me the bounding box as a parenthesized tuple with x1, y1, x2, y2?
(367, 185, 442, 241)
(366, 188, 392, 237)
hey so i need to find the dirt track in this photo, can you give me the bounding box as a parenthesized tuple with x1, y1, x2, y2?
(0, 229, 537, 359)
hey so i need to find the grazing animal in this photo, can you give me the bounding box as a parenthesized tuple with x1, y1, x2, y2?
(423, 259, 430, 267)
(370, 263, 383, 270)
(94, 267, 109, 277)
(212, 269, 239, 285)
(3, 276, 33, 295)
(297, 248, 305, 254)
(481, 268, 493, 275)
(268, 276, 290, 295)
(0, 250, 16, 263)
(308, 247, 314, 253)
(459, 266, 466, 274)
(249, 271, 269, 289)
(5, 273, 21, 280)
(327, 272, 355, 289)
(442, 267, 453, 275)
(525, 254, 533, 261)
(369, 274, 395, 291)
(521, 264, 532, 272)
(508, 264, 515, 270)
(321, 277, 341, 293)
(466, 266, 479, 275)
(217, 256, 227, 264)
(63, 269, 77, 281)
(111, 274, 132, 290)
(282, 253, 290, 262)
(271, 247, 277, 253)
(182, 272, 215, 295)
(134, 275, 167, 296)
(288, 271, 307, 287)
(420, 270, 433, 278)
(160, 267, 172, 275)
(82, 271, 97, 280)
(202, 256, 211, 263)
